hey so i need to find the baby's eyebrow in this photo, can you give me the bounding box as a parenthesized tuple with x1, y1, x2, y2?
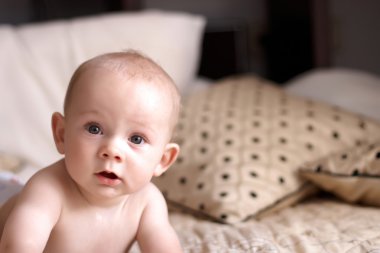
(79, 109, 100, 114)
(128, 121, 157, 135)
(76, 109, 161, 138)
(75, 109, 103, 118)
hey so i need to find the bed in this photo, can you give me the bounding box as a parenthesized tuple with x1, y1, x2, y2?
(1, 10, 380, 253)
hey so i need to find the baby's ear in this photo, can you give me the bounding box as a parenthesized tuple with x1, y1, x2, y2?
(51, 112, 66, 154)
(153, 143, 180, 177)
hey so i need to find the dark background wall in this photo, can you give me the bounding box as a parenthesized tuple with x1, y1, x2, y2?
(0, 0, 379, 83)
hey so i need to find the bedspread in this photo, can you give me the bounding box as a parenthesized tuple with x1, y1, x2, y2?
(131, 196, 380, 253)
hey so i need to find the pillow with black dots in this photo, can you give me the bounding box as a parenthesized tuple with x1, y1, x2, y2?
(152, 75, 380, 224)
(300, 140, 380, 207)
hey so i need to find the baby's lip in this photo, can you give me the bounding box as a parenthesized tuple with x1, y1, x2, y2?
(96, 171, 119, 180)
(95, 171, 122, 186)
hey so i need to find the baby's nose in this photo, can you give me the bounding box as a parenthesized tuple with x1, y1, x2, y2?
(99, 142, 124, 162)
(101, 151, 122, 162)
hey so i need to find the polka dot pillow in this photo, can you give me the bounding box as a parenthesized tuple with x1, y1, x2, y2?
(300, 139, 380, 206)
(153, 75, 380, 224)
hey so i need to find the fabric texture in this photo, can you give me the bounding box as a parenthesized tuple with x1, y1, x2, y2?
(0, 153, 23, 174)
(153, 75, 380, 223)
(300, 140, 380, 206)
(130, 197, 380, 253)
(0, 153, 25, 205)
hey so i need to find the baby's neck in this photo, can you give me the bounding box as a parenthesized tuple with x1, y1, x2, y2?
(74, 183, 129, 209)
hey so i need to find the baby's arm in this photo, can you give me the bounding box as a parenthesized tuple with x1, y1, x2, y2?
(0, 170, 61, 252)
(136, 184, 182, 253)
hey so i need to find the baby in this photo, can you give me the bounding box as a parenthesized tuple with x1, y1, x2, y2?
(0, 51, 182, 252)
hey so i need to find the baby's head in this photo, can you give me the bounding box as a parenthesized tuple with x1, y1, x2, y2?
(52, 51, 182, 197)
(63, 51, 181, 136)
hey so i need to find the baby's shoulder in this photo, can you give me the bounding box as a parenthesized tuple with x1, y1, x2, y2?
(129, 183, 169, 231)
(6, 160, 66, 221)
(133, 182, 167, 211)
(22, 160, 68, 198)
(136, 182, 163, 200)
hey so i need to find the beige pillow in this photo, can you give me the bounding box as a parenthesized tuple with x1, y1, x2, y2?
(300, 140, 380, 206)
(0, 153, 26, 205)
(153, 75, 380, 224)
(0, 153, 23, 173)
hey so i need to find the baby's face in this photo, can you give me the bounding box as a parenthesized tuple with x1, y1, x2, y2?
(62, 67, 174, 201)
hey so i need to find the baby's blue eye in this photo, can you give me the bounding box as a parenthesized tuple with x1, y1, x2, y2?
(130, 135, 144, 144)
(86, 124, 102, 135)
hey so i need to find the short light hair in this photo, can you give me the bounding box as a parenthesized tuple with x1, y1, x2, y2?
(63, 50, 181, 132)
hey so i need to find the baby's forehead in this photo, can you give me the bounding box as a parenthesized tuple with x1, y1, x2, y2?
(65, 53, 180, 124)
(72, 67, 175, 110)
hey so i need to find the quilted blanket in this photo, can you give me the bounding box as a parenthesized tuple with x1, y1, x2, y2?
(131, 196, 380, 253)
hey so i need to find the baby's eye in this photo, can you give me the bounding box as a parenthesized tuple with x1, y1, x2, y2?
(86, 124, 102, 135)
(130, 135, 144, 145)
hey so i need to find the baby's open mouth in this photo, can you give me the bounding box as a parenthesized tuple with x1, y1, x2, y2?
(97, 171, 119, 180)
(95, 171, 122, 186)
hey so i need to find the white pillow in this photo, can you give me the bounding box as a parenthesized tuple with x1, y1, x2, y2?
(0, 10, 206, 168)
(68, 10, 206, 91)
(285, 68, 380, 121)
